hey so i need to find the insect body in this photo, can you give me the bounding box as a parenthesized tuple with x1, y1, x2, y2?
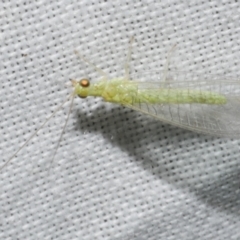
(73, 78, 227, 105)
(71, 72, 239, 139)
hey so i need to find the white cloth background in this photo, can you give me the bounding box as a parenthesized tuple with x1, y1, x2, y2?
(0, 0, 240, 239)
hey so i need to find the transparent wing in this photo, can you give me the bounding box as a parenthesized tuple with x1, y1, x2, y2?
(124, 71, 240, 137)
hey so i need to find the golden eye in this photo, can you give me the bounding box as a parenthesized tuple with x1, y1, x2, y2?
(79, 78, 90, 88)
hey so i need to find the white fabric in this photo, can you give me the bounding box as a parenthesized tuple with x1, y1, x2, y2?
(0, 0, 240, 239)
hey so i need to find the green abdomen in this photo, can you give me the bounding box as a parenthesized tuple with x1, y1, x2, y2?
(101, 80, 226, 105)
(135, 89, 226, 104)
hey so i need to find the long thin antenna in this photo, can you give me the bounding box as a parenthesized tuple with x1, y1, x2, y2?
(0, 94, 72, 171)
(48, 94, 75, 171)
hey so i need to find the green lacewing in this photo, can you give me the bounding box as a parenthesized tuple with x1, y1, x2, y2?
(2, 38, 240, 170)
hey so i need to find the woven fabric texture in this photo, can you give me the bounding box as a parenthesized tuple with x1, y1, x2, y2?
(0, 1, 240, 239)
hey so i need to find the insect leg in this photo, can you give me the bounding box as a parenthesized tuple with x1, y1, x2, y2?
(163, 44, 177, 85)
(124, 36, 134, 81)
